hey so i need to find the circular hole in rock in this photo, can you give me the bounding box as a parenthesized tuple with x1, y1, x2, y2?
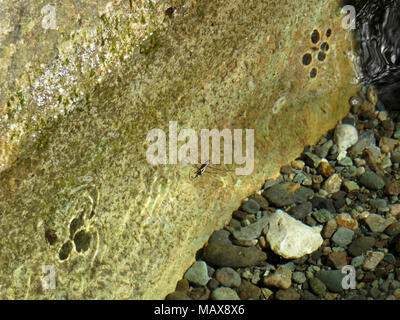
(69, 213, 85, 239)
(318, 51, 326, 61)
(311, 29, 320, 44)
(59, 241, 73, 260)
(320, 42, 330, 51)
(74, 230, 92, 253)
(310, 68, 317, 78)
(302, 53, 312, 65)
(326, 28, 332, 37)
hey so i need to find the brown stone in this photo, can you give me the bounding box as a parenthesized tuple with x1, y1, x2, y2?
(318, 161, 335, 178)
(385, 182, 400, 196)
(327, 251, 347, 270)
(336, 213, 358, 231)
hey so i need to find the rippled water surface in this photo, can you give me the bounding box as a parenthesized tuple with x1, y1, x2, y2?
(351, 0, 400, 109)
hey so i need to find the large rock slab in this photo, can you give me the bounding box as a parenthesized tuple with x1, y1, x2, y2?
(0, 0, 359, 299)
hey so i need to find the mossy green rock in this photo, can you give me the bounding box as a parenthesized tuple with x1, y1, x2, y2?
(0, 0, 359, 299)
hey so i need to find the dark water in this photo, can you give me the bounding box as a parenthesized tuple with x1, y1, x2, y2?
(345, 0, 400, 110)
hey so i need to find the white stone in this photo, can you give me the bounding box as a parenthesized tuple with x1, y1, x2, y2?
(334, 124, 358, 156)
(264, 210, 323, 259)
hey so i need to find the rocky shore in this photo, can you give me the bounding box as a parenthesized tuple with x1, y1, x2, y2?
(166, 86, 400, 300)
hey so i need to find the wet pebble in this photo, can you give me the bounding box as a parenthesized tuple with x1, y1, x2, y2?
(203, 243, 267, 267)
(275, 288, 300, 300)
(364, 214, 393, 233)
(237, 280, 262, 300)
(184, 261, 210, 286)
(359, 171, 385, 190)
(241, 198, 260, 214)
(215, 268, 241, 288)
(331, 227, 355, 247)
(348, 236, 376, 257)
(211, 287, 240, 300)
(263, 265, 292, 289)
(288, 201, 312, 219)
(309, 277, 327, 297)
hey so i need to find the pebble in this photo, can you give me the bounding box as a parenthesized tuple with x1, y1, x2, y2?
(292, 271, 307, 284)
(385, 221, 400, 237)
(318, 160, 335, 178)
(288, 201, 312, 219)
(251, 194, 269, 210)
(383, 253, 396, 265)
(209, 230, 232, 244)
(165, 291, 192, 300)
(315, 140, 333, 158)
(265, 210, 323, 259)
(351, 255, 365, 268)
(262, 183, 314, 207)
(316, 270, 345, 293)
(291, 160, 305, 170)
(175, 279, 190, 292)
(184, 261, 210, 286)
(275, 288, 300, 300)
(232, 210, 248, 221)
(389, 204, 400, 216)
(261, 288, 274, 300)
(263, 266, 292, 289)
(359, 171, 385, 190)
(363, 251, 385, 271)
(313, 209, 333, 224)
(336, 213, 358, 230)
(331, 227, 355, 247)
(237, 280, 262, 300)
(349, 130, 376, 157)
(203, 243, 267, 268)
(233, 216, 269, 241)
(348, 236, 376, 257)
(323, 173, 342, 194)
(364, 214, 393, 233)
(343, 180, 359, 192)
(338, 156, 353, 166)
(211, 287, 240, 300)
(394, 288, 400, 299)
(311, 196, 336, 213)
(303, 152, 322, 168)
(323, 219, 338, 239)
(189, 287, 210, 300)
(215, 268, 242, 288)
(309, 277, 327, 297)
(207, 278, 219, 291)
(334, 124, 359, 157)
(369, 199, 389, 213)
(328, 251, 348, 270)
(241, 198, 261, 214)
(385, 182, 400, 196)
